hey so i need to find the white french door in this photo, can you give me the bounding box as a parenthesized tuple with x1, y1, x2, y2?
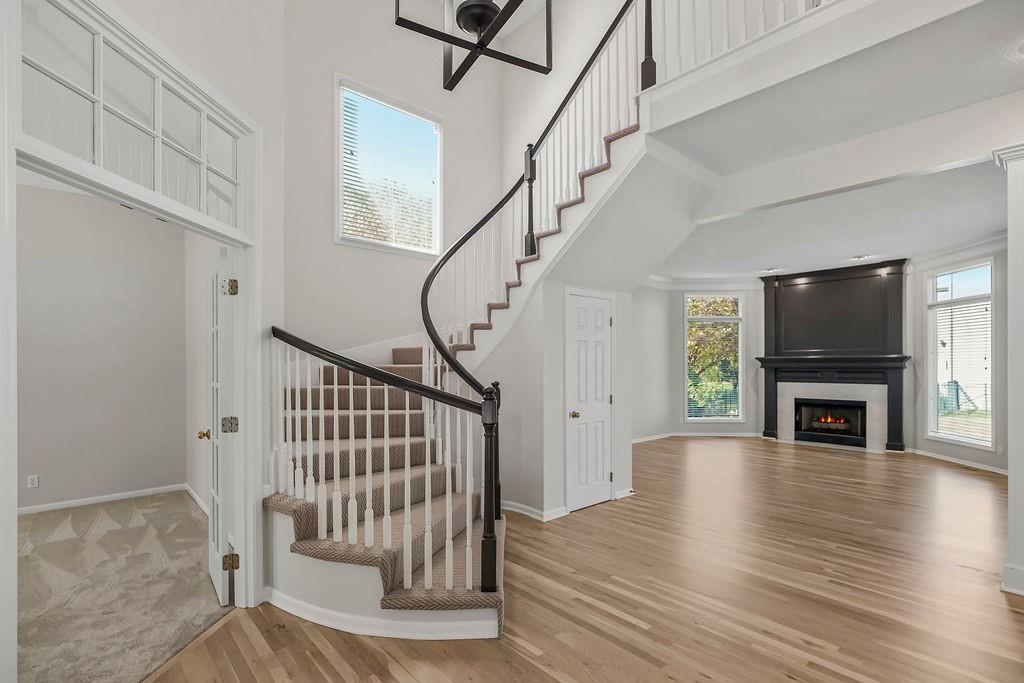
(565, 291, 613, 512)
(206, 249, 232, 606)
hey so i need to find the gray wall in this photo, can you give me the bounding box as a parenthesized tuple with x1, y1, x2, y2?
(632, 285, 764, 441)
(17, 185, 187, 508)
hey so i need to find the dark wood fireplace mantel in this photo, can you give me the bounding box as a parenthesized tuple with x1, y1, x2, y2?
(757, 261, 910, 451)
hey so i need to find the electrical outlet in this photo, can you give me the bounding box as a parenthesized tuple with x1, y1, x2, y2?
(26, 475, 39, 489)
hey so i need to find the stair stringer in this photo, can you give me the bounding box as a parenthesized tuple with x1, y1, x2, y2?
(455, 132, 647, 373)
(457, 134, 718, 373)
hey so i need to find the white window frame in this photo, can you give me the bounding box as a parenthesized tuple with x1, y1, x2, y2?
(926, 258, 995, 451)
(333, 75, 443, 259)
(684, 293, 744, 423)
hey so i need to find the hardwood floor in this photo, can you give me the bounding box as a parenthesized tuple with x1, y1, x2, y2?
(148, 437, 1024, 682)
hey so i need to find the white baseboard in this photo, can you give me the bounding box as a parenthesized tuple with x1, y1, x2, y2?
(18, 483, 191, 515)
(632, 432, 761, 444)
(907, 449, 1007, 475)
(185, 482, 209, 516)
(502, 500, 567, 522)
(268, 588, 499, 640)
(1003, 562, 1024, 597)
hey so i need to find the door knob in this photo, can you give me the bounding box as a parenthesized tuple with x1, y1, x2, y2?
(569, 410, 581, 419)
(197, 429, 211, 440)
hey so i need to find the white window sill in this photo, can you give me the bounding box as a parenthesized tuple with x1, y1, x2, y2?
(925, 432, 995, 453)
(334, 235, 439, 261)
(683, 417, 744, 424)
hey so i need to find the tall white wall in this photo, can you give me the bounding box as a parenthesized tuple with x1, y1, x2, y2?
(498, 0, 627, 183)
(631, 284, 764, 441)
(282, 0, 505, 352)
(17, 185, 186, 508)
(108, 0, 289, 515)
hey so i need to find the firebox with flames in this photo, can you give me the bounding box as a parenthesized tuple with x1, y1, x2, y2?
(812, 412, 849, 430)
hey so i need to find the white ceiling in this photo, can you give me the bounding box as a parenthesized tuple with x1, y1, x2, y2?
(652, 0, 1024, 174)
(654, 162, 1007, 280)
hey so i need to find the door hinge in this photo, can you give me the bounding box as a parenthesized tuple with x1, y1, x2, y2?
(221, 416, 239, 433)
(609, 394, 613, 405)
(222, 552, 240, 571)
(221, 278, 238, 296)
(610, 472, 614, 483)
(609, 317, 613, 327)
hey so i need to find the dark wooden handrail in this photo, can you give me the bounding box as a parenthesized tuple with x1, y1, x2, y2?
(271, 326, 481, 415)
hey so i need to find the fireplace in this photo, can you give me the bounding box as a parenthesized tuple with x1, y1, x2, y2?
(794, 398, 867, 448)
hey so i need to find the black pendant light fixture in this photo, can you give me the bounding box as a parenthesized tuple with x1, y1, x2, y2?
(396, 0, 552, 91)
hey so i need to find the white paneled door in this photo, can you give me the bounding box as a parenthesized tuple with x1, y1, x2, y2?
(206, 249, 232, 606)
(565, 292, 613, 512)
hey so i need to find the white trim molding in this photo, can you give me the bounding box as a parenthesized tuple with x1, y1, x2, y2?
(995, 141, 1024, 599)
(17, 483, 197, 515)
(907, 449, 1007, 476)
(501, 500, 568, 523)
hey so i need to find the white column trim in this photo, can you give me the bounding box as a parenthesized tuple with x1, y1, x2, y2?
(994, 143, 1024, 595)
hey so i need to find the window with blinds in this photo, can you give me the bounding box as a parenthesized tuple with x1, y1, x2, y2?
(929, 263, 992, 446)
(337, 86, 440, 255)
(686, 295, 742, 420)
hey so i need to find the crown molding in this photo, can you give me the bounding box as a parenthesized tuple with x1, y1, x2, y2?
(993, 143, 1024, 170)
(643, 276, 764, 292)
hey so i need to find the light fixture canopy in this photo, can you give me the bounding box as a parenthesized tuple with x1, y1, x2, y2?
(396, 0, 553, 91)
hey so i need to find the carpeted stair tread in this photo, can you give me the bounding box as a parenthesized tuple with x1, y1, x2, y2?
(263, 463, 454, 530)
(322, 364, 440, 386)
(287, 410, 425, 441)
(287, 385, 423, 410)
(381, 518, 505, 622)
(289, 491, 479, 593)
(277, 437, 435, 481)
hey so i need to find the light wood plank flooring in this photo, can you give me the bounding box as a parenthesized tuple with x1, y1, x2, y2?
(148, 437, 1024, 682)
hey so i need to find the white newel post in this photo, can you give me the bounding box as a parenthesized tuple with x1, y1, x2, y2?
(995, 144, 1024, 596)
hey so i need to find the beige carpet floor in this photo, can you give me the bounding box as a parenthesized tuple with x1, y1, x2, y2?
(18, 490, 232, 682)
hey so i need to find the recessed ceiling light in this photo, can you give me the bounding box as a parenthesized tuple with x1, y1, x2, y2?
(851, 254, 874, 262)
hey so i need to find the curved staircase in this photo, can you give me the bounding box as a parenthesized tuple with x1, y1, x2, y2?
(261, 0, 653, 640)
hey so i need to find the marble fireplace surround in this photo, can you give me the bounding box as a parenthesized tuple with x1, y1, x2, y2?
(779, 382, 888, 453)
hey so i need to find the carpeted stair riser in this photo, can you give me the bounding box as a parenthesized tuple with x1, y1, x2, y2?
(281, 437, 434, 481)
(287, 385, 423, 411)
(268, 464, 454, 533)
(391, 348, 424, 365)
(321, 364, 431, 386)
(287, 411, 425, 441)
(290, 492, 479, 594)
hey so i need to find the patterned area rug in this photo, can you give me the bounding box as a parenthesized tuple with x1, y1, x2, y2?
(18, 491, 232, 682)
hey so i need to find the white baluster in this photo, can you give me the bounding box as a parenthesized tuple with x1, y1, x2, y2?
(455, 383, 463, 495)
(332, 368, 342, 542)
(403, 390, 413, 589)
(465, 408, 474, 590)
(383, 381, 392, 549)
(691, 0, 700, 68)
(444, 374, 454, 590)
(317, 359, 328, 539)
(285, 345, 294, 497)
(364, 374, 374, 546)
(706, 0, 714, 60)
(305, 354, 315, 502)
(423, 347, 434, 590)
(293, 349, 305, 500)
(722, 0, 730, 53)
(777, 0, 786, 26)
(738, 0, 748, 43)
(348, 376, 357, 544)
(277, 343, 287, 494)
(796, 0, 808, 18)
